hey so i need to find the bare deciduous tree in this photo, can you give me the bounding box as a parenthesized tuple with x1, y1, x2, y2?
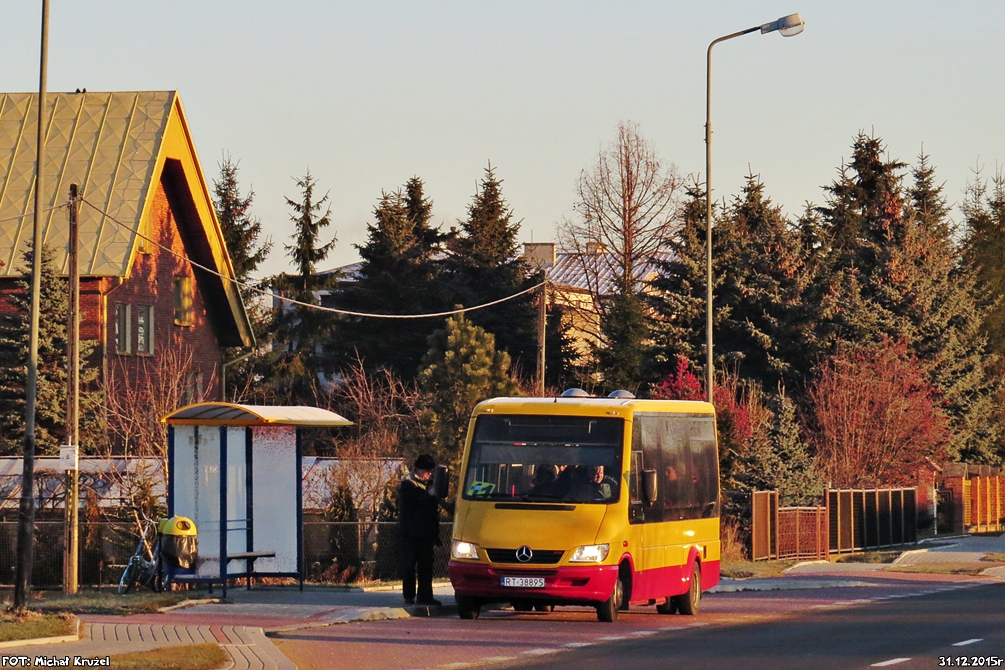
(559, 120, 682, 304)
(301, 356, 419, 518)
(558, 120, 682, 387)
(100, 344, 217, 522)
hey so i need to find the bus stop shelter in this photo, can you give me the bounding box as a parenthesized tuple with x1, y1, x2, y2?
(162, 403, 351, 596)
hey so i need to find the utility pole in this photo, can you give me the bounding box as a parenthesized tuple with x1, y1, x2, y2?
(63, 184, 80, 595)
(15, 0, 50, 611)
(536, 272, 547, 396)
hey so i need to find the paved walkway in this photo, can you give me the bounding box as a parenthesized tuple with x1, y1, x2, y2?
(894, 533, 1005, 566)
(2, 622, 295, 669)
(3, 584, 458, 669)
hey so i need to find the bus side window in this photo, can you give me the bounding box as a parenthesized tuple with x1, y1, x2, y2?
(661, 417, 694, 520)
(632, 414, 664, 524)
(688, 417, 720, 518)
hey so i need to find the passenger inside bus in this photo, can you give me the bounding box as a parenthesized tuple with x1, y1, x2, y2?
(528, 464, 559, 497)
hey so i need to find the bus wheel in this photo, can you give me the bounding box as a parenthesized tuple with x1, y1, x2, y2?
(656, 597, 677, 615)
(673, 563, 701, 616)
(596, 577, 623, 622)
(457, 596, 481, 620)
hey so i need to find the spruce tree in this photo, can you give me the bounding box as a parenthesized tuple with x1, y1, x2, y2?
(810, 137, 1000, 462)
(212, 157, 273, 399)
(766, 391, 822, 506)
(647, 180, 709, 382)
(963, 171, 1005, 358)
(331, 177, 452, 378)
(446, 165, 537, 377)
(268, 172, 339, 402)
(0, 245, 103, 455)
(708, 174, 812, 388)
(411, 314, 520, 476)
(594, 292, 648, 392)
(212, 157, 272, 296)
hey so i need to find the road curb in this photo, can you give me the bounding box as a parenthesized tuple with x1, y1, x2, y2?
(710, 579, 876, 593)
(157, 597, 230, 612)
(892, 548, 932, 565)
(265, 603, 458, 637)
(0, 615, 80, 649)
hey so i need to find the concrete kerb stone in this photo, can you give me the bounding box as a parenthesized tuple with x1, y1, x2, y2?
(321, 580, 453, 594)
(265, 603, 458, 638)
(709, 578, 876, 593)
(0, 615, 81, 650)
(892, 548, 932, 565)
(157, 597, 230, 612)
(784, 560, 830, 573)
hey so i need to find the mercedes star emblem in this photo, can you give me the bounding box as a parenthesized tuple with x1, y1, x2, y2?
(515, 545, 533, 562)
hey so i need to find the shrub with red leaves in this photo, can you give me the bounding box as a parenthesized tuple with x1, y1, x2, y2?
(806, 339, 949, 488)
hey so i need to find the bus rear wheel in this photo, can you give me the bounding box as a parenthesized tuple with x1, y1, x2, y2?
(673, 563, 701, 616)
(596, 577, 623, 622)
(656, 597, 678, 615)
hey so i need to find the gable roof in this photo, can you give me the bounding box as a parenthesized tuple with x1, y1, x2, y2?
(0, 91, 252, 347)
(547, 251, 672, 295)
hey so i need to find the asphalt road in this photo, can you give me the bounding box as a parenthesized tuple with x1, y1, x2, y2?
(507, 582, 1005, 670)
(271, 575, 1002, 670)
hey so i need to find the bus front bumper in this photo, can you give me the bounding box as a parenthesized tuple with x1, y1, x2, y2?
(448, 561, 618, 604)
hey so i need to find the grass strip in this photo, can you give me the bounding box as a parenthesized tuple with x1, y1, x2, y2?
(0, 589, 213, 615)
(0, 612, 75, 643)
(108, 642, 228, 670)
(721, 559, 798, 579)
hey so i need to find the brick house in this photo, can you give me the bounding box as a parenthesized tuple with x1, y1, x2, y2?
(0, 91, 252, 424)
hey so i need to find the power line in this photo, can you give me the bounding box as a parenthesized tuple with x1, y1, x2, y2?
(80, 198, 544, 319)
(0, 201, 70, 225)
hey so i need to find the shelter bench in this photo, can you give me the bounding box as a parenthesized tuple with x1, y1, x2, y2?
(227, 551, 277, 590)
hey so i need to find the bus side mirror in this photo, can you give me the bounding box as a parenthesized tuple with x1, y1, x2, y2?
(433, 465, 449, 499)
(642, 469, 657, 507)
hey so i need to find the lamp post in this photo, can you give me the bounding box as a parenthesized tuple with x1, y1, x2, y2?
(704, 13, 804, 404)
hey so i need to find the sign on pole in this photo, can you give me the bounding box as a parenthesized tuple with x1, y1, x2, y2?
(59, 444, 78, 472)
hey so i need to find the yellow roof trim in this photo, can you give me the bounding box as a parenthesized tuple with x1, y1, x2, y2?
(162, 402, 353, 427)
(143, 94, 252, 347)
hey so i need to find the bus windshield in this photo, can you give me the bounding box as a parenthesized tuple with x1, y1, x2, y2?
(462, 414, 624, 504)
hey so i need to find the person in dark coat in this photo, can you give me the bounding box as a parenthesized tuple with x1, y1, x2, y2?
(398, 454, 442, 605)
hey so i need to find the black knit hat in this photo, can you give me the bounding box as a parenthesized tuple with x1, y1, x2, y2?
(414, 454, 436, 471)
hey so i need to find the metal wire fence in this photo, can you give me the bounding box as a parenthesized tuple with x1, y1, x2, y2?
(0, 521, 453, 589)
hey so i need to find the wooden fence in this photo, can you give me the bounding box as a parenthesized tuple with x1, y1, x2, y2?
(940, 475, 1002, 534)
(751, 487, 917, 561)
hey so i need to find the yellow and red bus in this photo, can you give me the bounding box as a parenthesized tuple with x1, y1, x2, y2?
(448, 392, 720, 622)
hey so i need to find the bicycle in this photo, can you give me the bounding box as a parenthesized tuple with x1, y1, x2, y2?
(118, 514, 163, 594)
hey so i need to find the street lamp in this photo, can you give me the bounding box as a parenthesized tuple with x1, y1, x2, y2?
(703, 13, 804, 404)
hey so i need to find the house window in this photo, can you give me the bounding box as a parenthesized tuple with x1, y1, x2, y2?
(114, 303, 131, 354)
(136, 305, 154, 355)
(174, 275, 194, 326)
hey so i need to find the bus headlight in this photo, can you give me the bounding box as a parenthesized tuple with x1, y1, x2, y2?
(451, 540, 480, 560)
(569, 543, 610, 563)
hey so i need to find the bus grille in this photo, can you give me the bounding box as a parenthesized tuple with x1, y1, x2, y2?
(486, 548, 564, 565)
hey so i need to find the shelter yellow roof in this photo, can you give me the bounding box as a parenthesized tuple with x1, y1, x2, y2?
(162, 403, 353, 427)
(0, 91, 252, 346)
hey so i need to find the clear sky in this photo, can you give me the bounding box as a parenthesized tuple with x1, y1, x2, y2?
(4, 2, 1005, 278)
